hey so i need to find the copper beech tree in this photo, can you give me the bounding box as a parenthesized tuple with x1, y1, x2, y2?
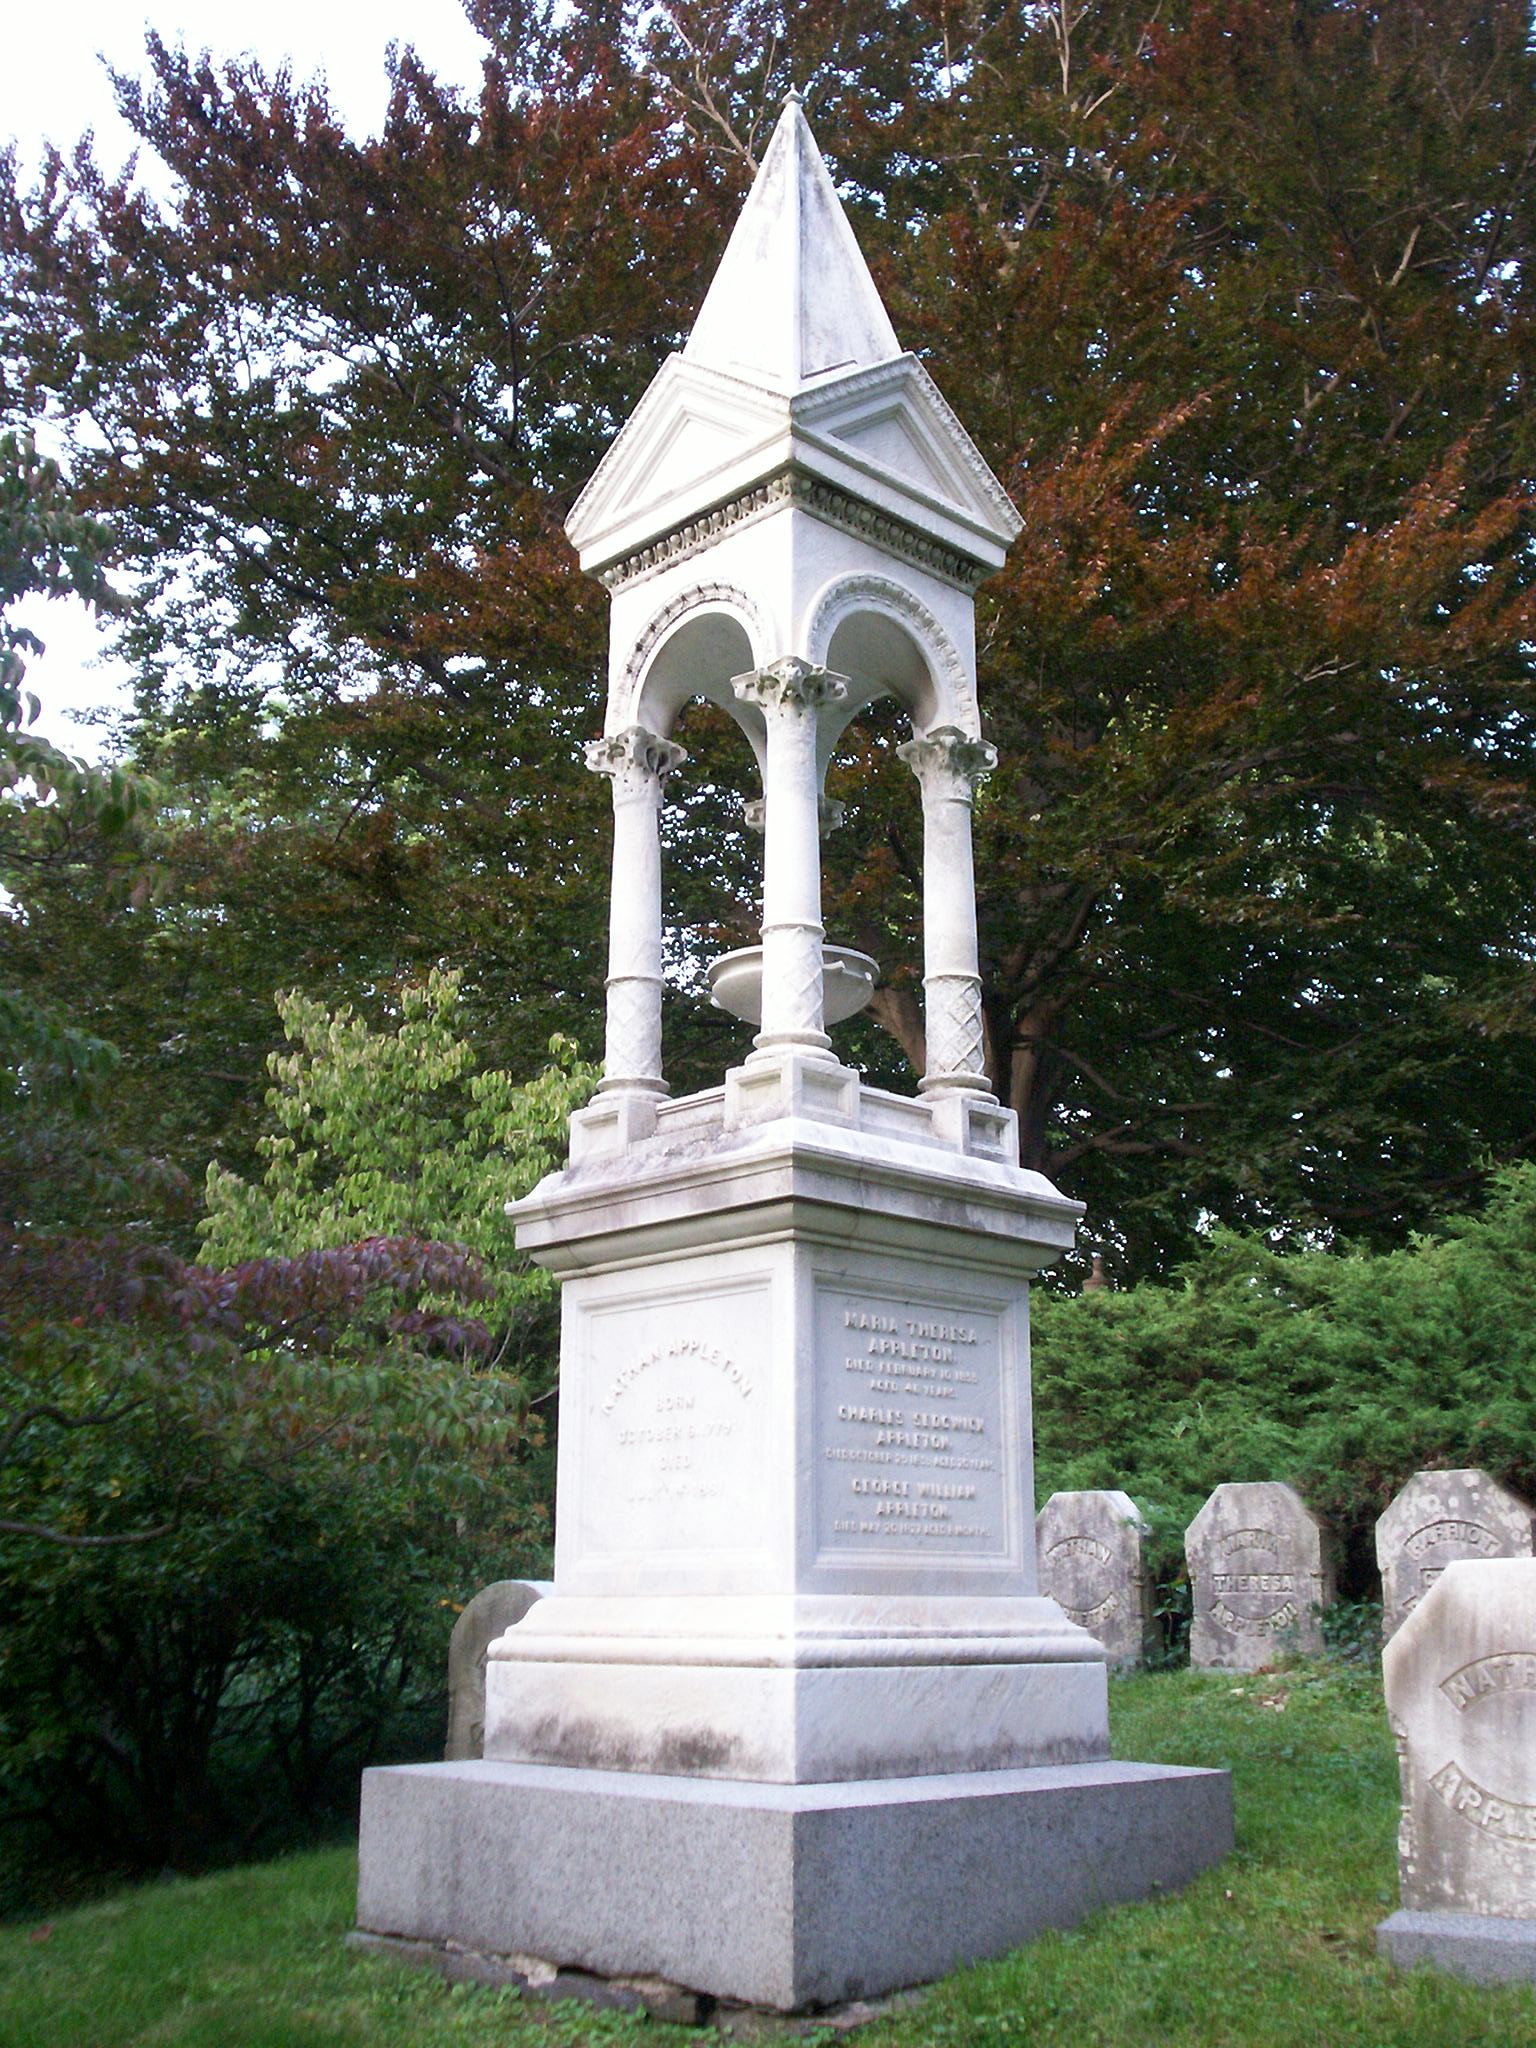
(2, 0, 1534, 1273)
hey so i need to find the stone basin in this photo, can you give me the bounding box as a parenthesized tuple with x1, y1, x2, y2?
(708, 944, 879, 1028)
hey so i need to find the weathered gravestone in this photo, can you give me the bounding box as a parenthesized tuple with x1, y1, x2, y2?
(1036, 1490, 1154, 1668)
(445, 1581, 552, 1761)
(1376, 1469, 1534, 1642)
(1377, 1559, 1536, 1984)
(1186, 1482, 1335, 1671)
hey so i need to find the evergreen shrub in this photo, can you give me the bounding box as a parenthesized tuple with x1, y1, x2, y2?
(1032, 1164, 1536, 1627)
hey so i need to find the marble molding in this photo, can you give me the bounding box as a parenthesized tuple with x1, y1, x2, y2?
(1378, 1558, 1536, 1985)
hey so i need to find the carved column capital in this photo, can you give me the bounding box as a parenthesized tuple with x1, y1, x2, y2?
(896, 726, 998, 803)
(744, 794, 845, 835)
(732, 658, 849, 714)
(585, 724, 687, 800)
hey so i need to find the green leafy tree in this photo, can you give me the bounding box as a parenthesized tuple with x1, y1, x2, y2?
(0, 427, 170, 1231)
(0, 1227, 542, 1874)
(201, 968, 595, 1349)
(3, 1, 1533, 1272)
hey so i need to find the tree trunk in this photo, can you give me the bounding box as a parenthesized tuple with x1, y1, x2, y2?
(1009, 1005, 1064, 1175)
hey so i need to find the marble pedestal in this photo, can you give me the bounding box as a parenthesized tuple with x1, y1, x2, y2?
(354, 1068, 1231, 2007)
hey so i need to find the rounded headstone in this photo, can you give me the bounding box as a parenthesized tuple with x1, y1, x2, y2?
(1383, 1558, 1536, 1918)
(1185, 1481, 1336, 1671)
(1376, 1469, 1535, 1642)
(445, 1580, 552, 1761)
(1036, 1490, 1154, 1668)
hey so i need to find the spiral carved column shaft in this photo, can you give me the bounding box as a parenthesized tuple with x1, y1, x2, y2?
(896, 726, 998, 1094)
(585, 725, 686, 1094)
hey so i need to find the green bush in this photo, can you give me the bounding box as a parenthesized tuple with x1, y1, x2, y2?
(0, 977, 592, 1902)
(0, 1235, 547, 1893)
(1032, 1163, 1536, 1614)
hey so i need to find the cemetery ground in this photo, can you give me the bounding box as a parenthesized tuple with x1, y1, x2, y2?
(4, 1659, 1534, 2048)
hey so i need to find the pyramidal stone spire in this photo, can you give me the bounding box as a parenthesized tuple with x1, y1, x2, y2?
(565, 97, 1020, 591)
(682, 94, 901, 392)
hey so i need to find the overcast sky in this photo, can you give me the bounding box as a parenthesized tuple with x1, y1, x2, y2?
(6, 3, 491, 757)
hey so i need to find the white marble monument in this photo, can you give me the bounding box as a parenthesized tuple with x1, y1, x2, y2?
(1378, 1559, 1536, 1984)
(354, 96, 1230, 2012)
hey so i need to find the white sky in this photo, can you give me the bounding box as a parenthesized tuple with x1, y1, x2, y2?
(5, 2, 492, 759)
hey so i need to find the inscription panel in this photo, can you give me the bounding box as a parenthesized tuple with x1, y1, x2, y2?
(815, 1283, 1011, 1564)
(575, 1282, 770, 1567)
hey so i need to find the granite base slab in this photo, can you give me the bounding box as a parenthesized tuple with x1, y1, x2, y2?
(355, 1756, 1233, 2011)
(1377, 1908, 1536, 1986)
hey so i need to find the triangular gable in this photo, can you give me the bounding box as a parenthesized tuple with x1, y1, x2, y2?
(566, 356, 788, 558)
(792, 359, 1022, 544)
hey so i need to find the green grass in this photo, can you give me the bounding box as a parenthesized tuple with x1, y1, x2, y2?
(2, 1664, 1534, 2046)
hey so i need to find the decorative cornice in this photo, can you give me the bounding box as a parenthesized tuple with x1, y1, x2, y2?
(596, 468, 989, 595)
(792, 353, 1023, 539)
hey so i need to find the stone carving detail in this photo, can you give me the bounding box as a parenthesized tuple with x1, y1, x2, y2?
(1185, 1481, 1336, 1671)
(743, 794, 845, 835)
(616, 581, 766, 719)
(602, 976, 663, 1065)
(1036, 1491, 1155, 1668)
(924, 974, 986, 1084)
(599, 476, 793, 590)
(814, 579, 979, 736)
(733, 655, 848, 713)
(598, 469, 988, 595)
(897, 725, 998, 800)
(584, 723, 687, 800)
(1381, 1559, 1536, 1928)
(1376, 1469, 1535, 1642)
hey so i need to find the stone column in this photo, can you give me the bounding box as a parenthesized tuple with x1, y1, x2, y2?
(896, 725, 997, 1093)
(585, 724, 687, 1095)
(732, 658, 847, 1059)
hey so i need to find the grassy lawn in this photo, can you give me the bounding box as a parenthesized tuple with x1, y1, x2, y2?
(2, 1662, 1534, 2047)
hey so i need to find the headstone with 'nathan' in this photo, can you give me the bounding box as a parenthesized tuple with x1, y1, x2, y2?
(1185, 1481, 1336, 1671)
(1036, 1490, 1155, 1667)
(1377, 1558, 1536, 1985)
(1376, 1469, 1534, 1642)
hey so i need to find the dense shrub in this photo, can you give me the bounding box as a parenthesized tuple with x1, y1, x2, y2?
(0, 1233, 547, 1892)
(1032, 1163, 1536, 1609)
